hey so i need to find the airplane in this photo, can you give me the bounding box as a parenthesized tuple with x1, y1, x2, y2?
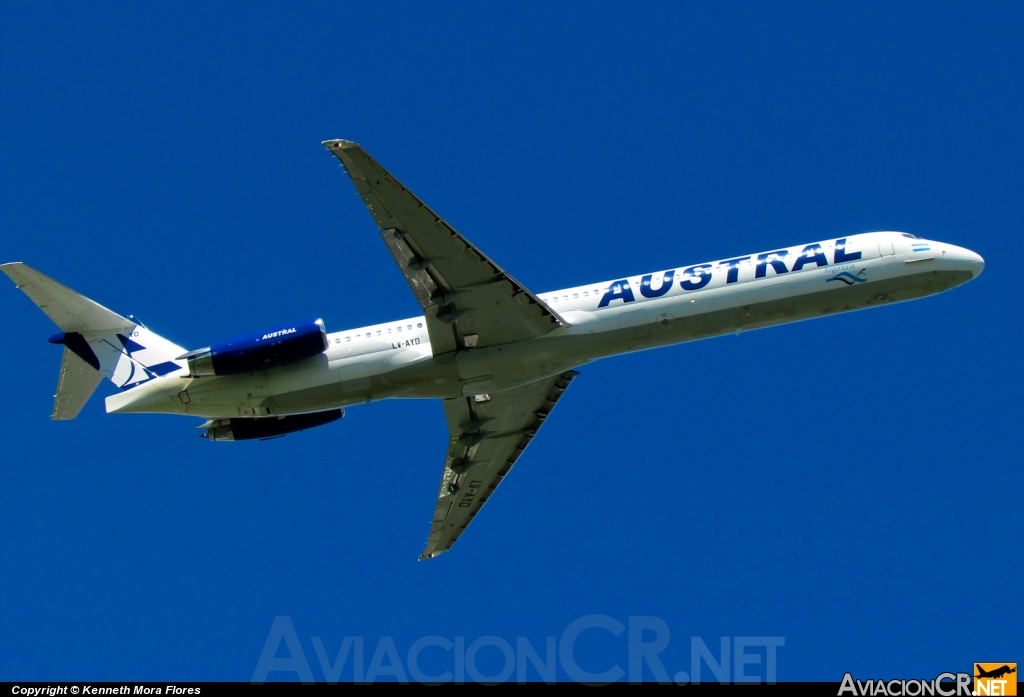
(2, 139, 985, 559)
(976, 665, 1016, 680)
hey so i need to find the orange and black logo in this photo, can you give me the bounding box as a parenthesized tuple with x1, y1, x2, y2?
(975, 663, 1017, 696)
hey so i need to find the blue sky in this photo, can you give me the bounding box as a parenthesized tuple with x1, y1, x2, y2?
(1, 2, 1020, 682)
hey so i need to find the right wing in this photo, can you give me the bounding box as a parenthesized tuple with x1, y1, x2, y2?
(322, 140, 568, 357)
(422, 370, 580, 559)
(52, 347, 103, 420)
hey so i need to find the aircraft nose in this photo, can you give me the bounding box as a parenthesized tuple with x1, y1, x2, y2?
(944, 244, 984, 278)
(965, 249, 985, 278)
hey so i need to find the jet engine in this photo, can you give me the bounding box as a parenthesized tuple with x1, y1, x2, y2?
(180, 318, 328, 376)
(200, 408, 343, 441)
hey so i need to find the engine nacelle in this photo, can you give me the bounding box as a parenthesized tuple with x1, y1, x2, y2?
(201, 409, 343, 441)
(181, 318, 328, 376)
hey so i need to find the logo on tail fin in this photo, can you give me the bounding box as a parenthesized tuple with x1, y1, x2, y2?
(110, 331, 182, 388)
(116, 333, 180, 376)
(66, 325, 186, 390)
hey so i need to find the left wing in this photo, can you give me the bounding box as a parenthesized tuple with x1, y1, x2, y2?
(322, 140, 568, 357)
(422, 370, 580, 559)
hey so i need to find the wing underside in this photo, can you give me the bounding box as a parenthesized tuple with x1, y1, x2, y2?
(423, 370, 580, 559)
(323, 140, 568, 356)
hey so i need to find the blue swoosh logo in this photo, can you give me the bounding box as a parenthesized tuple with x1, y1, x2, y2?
(827, 271, 867, 285)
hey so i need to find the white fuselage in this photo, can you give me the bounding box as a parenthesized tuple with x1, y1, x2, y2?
(106, 231, 984, 420)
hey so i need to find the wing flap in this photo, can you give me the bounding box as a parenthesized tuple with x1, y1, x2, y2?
(323, 140, 568, 355)
(422, 370, 580, 559)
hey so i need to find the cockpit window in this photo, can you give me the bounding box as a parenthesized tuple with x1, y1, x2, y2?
(901, 233, 920, 239)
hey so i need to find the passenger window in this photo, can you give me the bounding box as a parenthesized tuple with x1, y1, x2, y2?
(396, 326, 402, 332)
(417, 322, 423, 328)
(573, 293, 578, 299)
(334, 338, 340, 344)
(407, 324, 412, 330)
(345, 337, 351, 342)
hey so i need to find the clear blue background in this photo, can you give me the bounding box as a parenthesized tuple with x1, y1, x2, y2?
(1, 1, 1019, 682)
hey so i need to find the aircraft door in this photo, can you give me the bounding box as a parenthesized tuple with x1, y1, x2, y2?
(878, 240, 894, 257)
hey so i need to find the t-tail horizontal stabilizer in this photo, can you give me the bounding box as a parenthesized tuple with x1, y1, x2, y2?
(1, 262, 187, 419)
